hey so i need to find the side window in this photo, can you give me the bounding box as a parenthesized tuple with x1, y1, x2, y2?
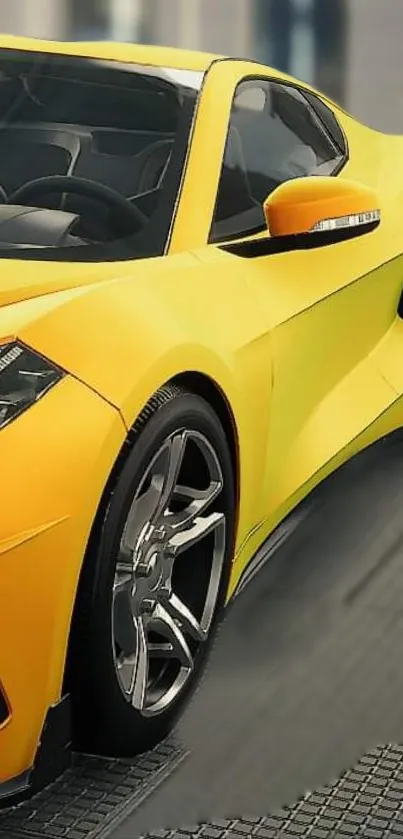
(210, 78, 345, 243)
(303, 90, 347, 155)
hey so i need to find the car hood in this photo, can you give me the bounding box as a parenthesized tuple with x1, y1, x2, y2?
(0, 257, 140, 309)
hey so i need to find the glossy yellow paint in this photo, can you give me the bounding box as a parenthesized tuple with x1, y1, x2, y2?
(0, 375, 126, 782)
(0, 33, 219, 71)
(2, 36, 403, 787)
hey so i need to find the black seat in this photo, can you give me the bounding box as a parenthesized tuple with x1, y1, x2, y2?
(73, 135, 173, 198)
(135, 140, 172, 194)
(0, 126, 78, 196)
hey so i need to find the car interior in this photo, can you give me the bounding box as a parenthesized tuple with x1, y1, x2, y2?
(0, 55, 196, 256)
(0, 53, 345, 258)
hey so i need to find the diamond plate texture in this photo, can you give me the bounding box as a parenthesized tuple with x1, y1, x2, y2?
(139, 744, 403, 839)
(0, 740, 186, 839)
(4, 743, 403, 838)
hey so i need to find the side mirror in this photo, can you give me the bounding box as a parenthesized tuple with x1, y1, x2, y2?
(263, 176, 381, 242)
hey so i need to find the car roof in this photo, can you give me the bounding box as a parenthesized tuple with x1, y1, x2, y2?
(0, 34, 349, 123)
(0, 34, 221, 72)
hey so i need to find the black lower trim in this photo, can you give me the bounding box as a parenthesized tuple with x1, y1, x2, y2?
(231, 496, 316, 602)
(0, 768, 31, 805)
(31, 693, 72, 792)
(232, 429, 403, 604)
(0, 693, 72, 809)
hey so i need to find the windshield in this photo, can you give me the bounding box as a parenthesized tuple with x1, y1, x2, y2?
(0, 49, 203, 262)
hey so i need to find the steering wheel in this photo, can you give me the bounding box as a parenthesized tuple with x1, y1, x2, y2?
(8, 175, 148, 237)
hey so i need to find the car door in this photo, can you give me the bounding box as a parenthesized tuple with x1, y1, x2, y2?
(171, 63, 401, 532)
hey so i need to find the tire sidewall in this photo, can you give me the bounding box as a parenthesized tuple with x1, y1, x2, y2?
(74, 391, 235, 755)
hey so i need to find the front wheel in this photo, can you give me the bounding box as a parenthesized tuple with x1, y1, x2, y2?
(70, 385, 236, 756)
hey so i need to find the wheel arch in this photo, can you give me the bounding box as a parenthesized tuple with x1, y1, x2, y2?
(63, 370, 240, 699)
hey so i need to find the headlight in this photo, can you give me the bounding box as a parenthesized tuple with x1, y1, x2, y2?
(0, 341, 64, 430)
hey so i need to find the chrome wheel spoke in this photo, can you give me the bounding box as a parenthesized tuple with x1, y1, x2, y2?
(156, 431, 188, 515)
(115, 614, 148, 711)
(151, 603, 193, 669)
(167, 511, 225, 557)
(121, 481, 163, 554)
(161, 591, 206, 641)
(113, 573, 136, 656)
(131, 617, 148, 711)
(116, 653, 137, 694)
(115, 617, 148, 709)
(122, 432, 188, 555)
(171, 480, 223, 529)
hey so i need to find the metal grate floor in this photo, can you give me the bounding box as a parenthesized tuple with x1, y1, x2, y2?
(0, 741, 187, 839)
(4, 744, 403, 838)
(140, 744, 403, 839)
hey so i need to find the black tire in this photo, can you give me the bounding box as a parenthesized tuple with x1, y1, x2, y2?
(69, 384, 235, 756)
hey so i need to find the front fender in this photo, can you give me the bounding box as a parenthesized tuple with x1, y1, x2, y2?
(16, 253, 247, 419)
(14, 250, 273, 551)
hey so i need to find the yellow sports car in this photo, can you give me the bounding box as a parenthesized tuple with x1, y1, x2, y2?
(1, 33, 403, 803)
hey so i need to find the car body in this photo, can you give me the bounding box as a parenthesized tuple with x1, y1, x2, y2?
(1, 34, 403, 801)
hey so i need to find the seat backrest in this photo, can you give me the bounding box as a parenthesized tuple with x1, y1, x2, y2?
(73, 131, 174, 197)
(0, 126, 76, 195)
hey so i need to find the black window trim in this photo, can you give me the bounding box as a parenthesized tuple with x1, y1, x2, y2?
(209, 72, 349, 246)
(302, 89, 347, 157)
(280, 84, 345, 161)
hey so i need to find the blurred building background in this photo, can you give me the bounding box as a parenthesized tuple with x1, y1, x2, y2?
(0, 0, 402, 132)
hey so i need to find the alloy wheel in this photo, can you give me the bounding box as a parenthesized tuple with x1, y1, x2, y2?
(112, 429, 226, 717)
